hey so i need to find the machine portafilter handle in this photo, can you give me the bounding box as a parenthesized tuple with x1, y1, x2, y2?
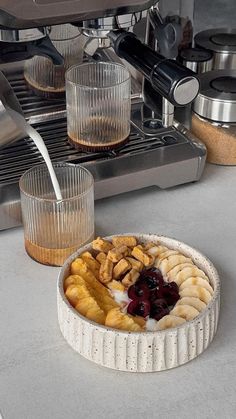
(0, 35, 64, 65)
(108, 30, 199, 107)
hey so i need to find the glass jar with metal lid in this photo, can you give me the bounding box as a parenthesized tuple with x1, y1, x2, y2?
(195, 28, 236, 71)
(191, 70, 236, 165)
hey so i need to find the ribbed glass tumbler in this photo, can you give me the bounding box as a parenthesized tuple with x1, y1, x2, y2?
(66, 61, 131, 151)
(19, 163, 94, 266)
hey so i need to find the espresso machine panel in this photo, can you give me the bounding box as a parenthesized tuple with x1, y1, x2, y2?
(0, 0, 207, 230)
(0, 0, 156, 28)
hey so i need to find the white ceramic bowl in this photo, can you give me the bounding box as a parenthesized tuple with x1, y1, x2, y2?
(57, 234, 221, 372)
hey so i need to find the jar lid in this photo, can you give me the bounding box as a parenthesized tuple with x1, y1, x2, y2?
(179, 47, 213, 63)
(195, 28, 236, 54)
(193, 70, 236, 123)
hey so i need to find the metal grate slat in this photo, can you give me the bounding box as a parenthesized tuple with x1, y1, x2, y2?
(0, 73, 181, 185)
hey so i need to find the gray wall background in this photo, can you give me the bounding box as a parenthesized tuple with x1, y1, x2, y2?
(195, 0, 236, 32)
(159, 0, 236, 32)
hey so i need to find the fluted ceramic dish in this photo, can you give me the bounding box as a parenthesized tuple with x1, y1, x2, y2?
(57, 234, 220, 372)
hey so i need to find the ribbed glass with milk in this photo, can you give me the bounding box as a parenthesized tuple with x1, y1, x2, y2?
(19, 163, 94, 266)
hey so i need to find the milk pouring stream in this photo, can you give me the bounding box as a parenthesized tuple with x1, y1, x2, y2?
(7, 108, 63, 200)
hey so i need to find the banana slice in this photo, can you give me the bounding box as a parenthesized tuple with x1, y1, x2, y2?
(165, 263, 194, 282)
(156, 315, 186, 331)
(176, 297, 206, 312)
(170, 304, 199, 321)
(179, 286, 212, 304)
(156, 249, 180, 261)
(157, 255, 193, 275)
(146, 245, 168, 256)
(179, 277, 214, 295)
(172, 266, 208, 286)
(155, 250, 180, 266)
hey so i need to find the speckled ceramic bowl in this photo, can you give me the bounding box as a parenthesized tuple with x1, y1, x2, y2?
(57, 234, 220, 372)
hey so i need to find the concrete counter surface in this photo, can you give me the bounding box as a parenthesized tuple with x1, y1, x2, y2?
(0, 163, 235, 419)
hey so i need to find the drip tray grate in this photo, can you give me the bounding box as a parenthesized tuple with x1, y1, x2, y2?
(7, 71, 66, 121)
(0, 117, 178, 185)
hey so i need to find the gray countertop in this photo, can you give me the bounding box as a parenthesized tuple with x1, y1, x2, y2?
(0, 163, 236, 419)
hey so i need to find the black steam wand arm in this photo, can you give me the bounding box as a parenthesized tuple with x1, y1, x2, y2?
(108, 30, 199, 107)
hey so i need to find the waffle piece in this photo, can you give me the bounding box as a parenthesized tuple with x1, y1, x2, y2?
(112, 236, 137, 248)
(75, 296, 106, 324)
(126, 257, 144, 272)
(70, 258, 117, 306)
(113, 258, 131, 279)
(80, 251, 100, 279)
(107, 246, 129, 263)
(65, 283, 90, 307)
(105, 307, 143, 331)
(107, 280, 125, 292)
(64, 274, 86, 290)
(122, 268, 140, 288)
(99, 258, 114, 284)
(96, 252, 107, 264)
(92, 237, 113, 253)
(131, 245, 155, 267)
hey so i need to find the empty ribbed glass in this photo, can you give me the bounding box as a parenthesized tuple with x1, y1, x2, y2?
(24, 24, 86, 98)
(66, 62, 131, 151)
(19, 162, 94, 266)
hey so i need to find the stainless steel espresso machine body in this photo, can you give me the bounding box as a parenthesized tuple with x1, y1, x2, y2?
(0, 0, 206, 230)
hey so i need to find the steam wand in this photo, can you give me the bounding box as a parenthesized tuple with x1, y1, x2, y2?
(108, 29, 199, 108)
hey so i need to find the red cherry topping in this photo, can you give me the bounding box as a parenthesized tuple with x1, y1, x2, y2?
(126, 268, 180, 321)
(128, 282, 150, 300)
(127, 299, 150, 318)
(139, 268, 164, 289)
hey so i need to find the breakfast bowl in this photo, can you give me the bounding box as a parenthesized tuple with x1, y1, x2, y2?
(57, 234, 220, 372)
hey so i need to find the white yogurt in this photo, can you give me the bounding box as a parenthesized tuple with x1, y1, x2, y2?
(145, 318, 159, 331)
(110, 290, 130, 306)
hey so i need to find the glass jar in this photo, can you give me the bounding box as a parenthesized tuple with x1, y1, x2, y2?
(191, 69, 236, 165)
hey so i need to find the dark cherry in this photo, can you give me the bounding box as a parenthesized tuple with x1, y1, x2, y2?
(152, 298, 168, 308)
(127, 266, 179, 319)
(168, 282, 179, 292)
(127, 299, 150, 318)
(150, 300, 169, 321)
(128, 283, 150, 300)
(149, 289, 158, 302)
(158, 282, 180, 306)
(140, 268, 164, 281)
(139, 268, 164, 290)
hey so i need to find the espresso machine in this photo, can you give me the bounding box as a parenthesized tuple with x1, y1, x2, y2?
(0, 0, 206, 230)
